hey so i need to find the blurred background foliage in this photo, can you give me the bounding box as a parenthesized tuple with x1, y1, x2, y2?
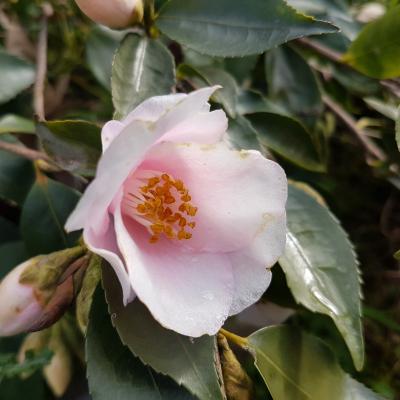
(0, 0, 400, 399)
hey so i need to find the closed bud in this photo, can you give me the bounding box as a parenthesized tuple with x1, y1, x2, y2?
(0, 247, 87, 337)
(44, 324, 73, 397)
(0, 260, 44, 337)
(75, 0, 144, 29)
(218, 334, 254, 400)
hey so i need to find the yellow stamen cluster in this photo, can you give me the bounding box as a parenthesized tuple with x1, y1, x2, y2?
(133, 173, 197, 244)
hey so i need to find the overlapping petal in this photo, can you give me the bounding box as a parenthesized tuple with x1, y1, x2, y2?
(66, 87, 222, 233)
(140, 141, 287, 253)
(114, 203, 234, 336)
(228, 213, 286, 315)
(65, 87, 288, 336)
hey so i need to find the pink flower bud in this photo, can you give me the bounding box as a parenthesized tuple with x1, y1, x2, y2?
(75, 0, 144, 29)
(0, 260, 44, 337)
(0, 247, 87, 337)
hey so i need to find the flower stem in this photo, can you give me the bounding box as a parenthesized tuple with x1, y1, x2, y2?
(219, 328, 249, 349)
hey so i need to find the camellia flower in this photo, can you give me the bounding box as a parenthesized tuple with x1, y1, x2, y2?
(65, 87, 287, 337)
(75, 0, 144, 29)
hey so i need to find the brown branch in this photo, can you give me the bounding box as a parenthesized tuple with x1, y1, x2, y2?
(297, 37, 343, 64)
(382, 271, 400, 280)
(298, 38, 400, 99)
(0, 140, 90, 186)
(33, 4, 53, 121)
(0, 140, 51, 162)
(322, 95, 387, 162)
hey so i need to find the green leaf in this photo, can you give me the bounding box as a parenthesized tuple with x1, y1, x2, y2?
(237, 90, 288, 116)
(0, 349, 52, 380)
(247, 326, 381, 400)
(102, 266, 225, 400)
(0, 371, 45, 400)
(227, 115, 261, 151)
(248, 113, 325, 172)
(76, 255, 102, 334)
(86, 26, 123, 90)
(287, 0, 360, 40)
(0, 135, 35, 205)
(156, 0, 338, 57)
(20, 176, 80, 255)
(364, 97, 399, 120)
(0, 241, 28, 279)
(0, 217, 19, 245)
(112, 34, 175, 119)
(248, 326, 346, 399)
(36, 120, 102, 176)
(0, 114, 35, 134)
(344, 376, 385, 399)
(0, 50, 35, 104)
(363, 306, 400, 334)
(86, 287, 195, 400)
(395, 105, 400, 151)
(265, 46, 322, 116)
(344, 5, 400, 79)
(224, 56, 258, 84)
(279, 183, 364, 370)
(178, 64, 238, 117)
(332, 65, 380, 96)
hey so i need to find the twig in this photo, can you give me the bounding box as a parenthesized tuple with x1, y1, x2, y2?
(298, 38, 400, 99)
(219, 328, 249, 348)
(382, 271, 400, 280)
(0, 140, 89, 186)
(323, 95, 387, 162)
(33, 4, 53, 121)
(297, 37, 343, 64)
(0, 140, 51, 162)
(379, 80, 400, 98)
(0, 7, 36, 60)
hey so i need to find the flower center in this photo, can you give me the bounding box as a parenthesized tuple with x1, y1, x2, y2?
(124, 172, 197, 244)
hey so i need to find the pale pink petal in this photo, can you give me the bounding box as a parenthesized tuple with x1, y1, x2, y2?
(162, 110, 227, 144)
(83, 218, 135, 305)
(101, 120, 124, 151)
(0, 261, 43, 336)
(102, 89, 222, 151)
(66, 120, 156, 232)
(75, 0, 142, 28)
(139, 142, 287, 253)
(153, 86, 221, 137)
(114, 205, 234, 336)
(122, 93, 187, 125)
(228, 213, 286, 315)
(66, 87, 222, 233)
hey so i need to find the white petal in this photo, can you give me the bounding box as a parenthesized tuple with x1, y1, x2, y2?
(162, 110, 227, 144)
(228, 213, 286, 315)
(153, 86, 221, 136)
(114, 207, 234, 337)
(83, 217, 135, 305)
(66, 120, 154, 232)
(140, 141, 287, 253)
(66, 87, 222, 233)
(123, 93, 187, 125)
(101, 120, 124, 151)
